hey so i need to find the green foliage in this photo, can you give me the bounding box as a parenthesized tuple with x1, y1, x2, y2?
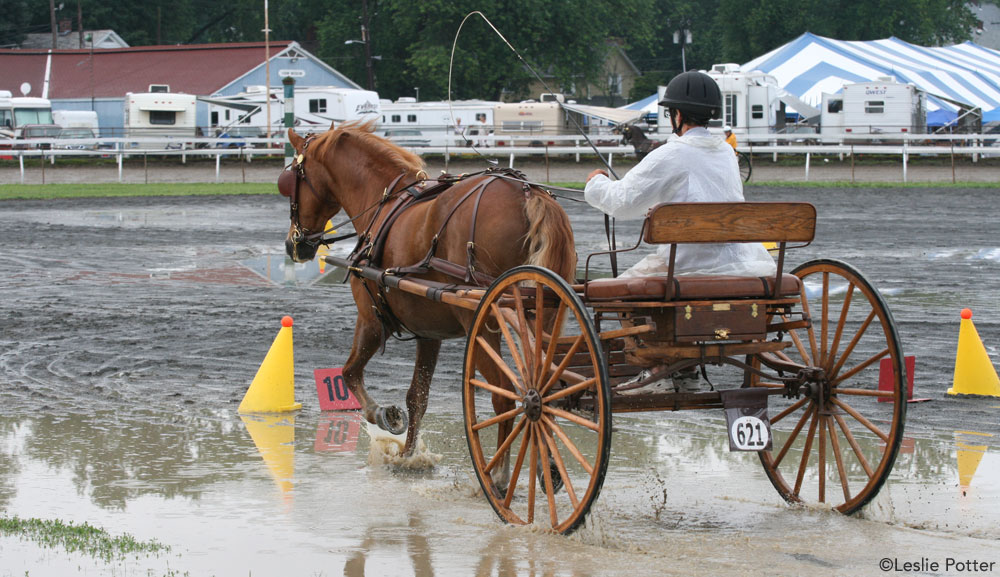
(0, 515, 169, 562)
(3, 0, 980, 101)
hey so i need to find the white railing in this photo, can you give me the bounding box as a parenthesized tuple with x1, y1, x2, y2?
(3, 132, 998, 184)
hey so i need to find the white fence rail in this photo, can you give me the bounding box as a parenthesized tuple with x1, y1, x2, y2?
(3, 133, 998, 184)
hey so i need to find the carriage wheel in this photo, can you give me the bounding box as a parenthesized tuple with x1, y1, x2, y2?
(462, 266, 611, 535)
(738, 152, 753, 182)
(751, 259, 906, 514)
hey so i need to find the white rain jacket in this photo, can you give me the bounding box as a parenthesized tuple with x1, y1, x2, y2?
(584, 127, 776, 278)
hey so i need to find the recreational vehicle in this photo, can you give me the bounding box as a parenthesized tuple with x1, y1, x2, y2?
(0, 91, 55, 139)
(380, 98, 497, 147)
(124, 87, 197, 138)
(493, 94, 587, 146)
(204, 86, 381, 137)
(821, 77, 926, 138)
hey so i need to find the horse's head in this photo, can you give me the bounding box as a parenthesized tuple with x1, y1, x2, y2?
(281, 127, 344, 262)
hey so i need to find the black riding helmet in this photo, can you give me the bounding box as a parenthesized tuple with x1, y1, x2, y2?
(659, 70, 722, 122)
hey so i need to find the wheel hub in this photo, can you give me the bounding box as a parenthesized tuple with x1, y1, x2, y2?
(523, 388, 542, 421)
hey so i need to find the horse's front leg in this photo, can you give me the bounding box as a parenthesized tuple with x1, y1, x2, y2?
(342, 311, 408, 435)
(402, 338, 441, 456)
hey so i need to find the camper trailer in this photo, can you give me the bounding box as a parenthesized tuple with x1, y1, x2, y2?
(124, 86, 197, 138)
(821, 77, 926, 138)
(0, 91, 55, 139)
(380, 98, 497, 147)
(204, 86, 381, 137)
(493, 94, 586, 146)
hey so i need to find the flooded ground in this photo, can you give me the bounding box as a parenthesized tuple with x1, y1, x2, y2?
(1, 178, 999, 576)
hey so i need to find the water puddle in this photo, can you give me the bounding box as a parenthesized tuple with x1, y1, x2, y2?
(1, 408, 996, 576)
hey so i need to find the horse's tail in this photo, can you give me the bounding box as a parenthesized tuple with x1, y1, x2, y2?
(524, 192, 577, 283)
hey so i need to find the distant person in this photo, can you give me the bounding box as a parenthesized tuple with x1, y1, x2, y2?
(723, 125, 738, 152)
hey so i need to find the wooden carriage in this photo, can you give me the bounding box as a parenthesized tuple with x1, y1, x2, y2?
(330, 201, 907, 535)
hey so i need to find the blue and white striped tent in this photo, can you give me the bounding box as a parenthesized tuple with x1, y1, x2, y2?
(742, 32, 1000, 125)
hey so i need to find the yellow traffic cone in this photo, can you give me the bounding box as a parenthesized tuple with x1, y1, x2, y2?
(239, 316, 303, 413)
(241, 414, 296, 499)
(948, 309, 1000, 397)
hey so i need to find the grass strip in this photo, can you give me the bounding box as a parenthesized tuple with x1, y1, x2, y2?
(0, 182, 275, 200)
(0, 514, 170, 562)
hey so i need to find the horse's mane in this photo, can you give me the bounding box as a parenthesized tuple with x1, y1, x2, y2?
(311, 120, 425, 174)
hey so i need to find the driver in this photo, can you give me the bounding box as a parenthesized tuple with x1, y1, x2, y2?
(584, 70, 774, 279)
(583, 70, 775, 393)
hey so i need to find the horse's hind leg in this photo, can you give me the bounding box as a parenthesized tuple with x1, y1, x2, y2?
(402, 338, 441, 456)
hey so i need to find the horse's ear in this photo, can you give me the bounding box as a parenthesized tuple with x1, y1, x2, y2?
(288, 128, 304, 150)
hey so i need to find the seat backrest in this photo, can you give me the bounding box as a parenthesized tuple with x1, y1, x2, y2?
(643, 202, 816, 245)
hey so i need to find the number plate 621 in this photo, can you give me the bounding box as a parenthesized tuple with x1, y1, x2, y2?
(728, 415, 772, 451)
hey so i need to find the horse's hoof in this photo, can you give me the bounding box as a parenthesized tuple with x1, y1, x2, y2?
(375, 406, 408, 436)
(538, 457, 564, 495)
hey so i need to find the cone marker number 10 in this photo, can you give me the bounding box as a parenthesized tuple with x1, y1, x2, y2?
(314, 368, 362, 410)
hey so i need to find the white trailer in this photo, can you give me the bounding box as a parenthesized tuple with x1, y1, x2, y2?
(203, 86, 381, 137)
(821, 77, 926, 138)
(493, 94, 587, 146)
(52, 110, 99, 131)
(124, 89, 197, 138)
(379, 98, 497, 147)
(0, 94, 55, 138)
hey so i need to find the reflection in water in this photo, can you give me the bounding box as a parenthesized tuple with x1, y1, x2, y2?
(955, 430, 992, 493)
(241, 414, 297, 501)
(343, 512, 433, 577)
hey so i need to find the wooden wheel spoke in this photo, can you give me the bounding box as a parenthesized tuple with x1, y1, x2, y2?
(503, 421, 533, 509)
(472, 405, 524, 432)
(798, 281, 819, 366)
(534, 284, 545, 388)
(540, 335, 585, 396)
(484, 417, 527, 475)
(470, 378, 520, 401)
(771, 397, 809, 425)
(820, 272, 829, 368)
(539, 421, 579, 508)
(475, 335, 525, 394)
(512, 284, 534, 377)
(492, 304, 531, 389)
(527, 424, 538, 523)
(832, 397, 889, 443)
(793, 409, 820, 497)
(787, 328, 812, 367)
(825, 283, 855, 373)
(818, 415, 827, 503)
(829, 309, 877, 380)
(535, 423, 559, 527)
(538, 301, 568, 389)
(832, 348, 890, 386)
(542, 405, 600, 432)
(827, 418, 852, 502)
(834, 387, 895, 398)
(542, 377, 597, 404)
(541, 414, 594, 475)
(835, 413, 874, 480)
(773, 404, 814, 468)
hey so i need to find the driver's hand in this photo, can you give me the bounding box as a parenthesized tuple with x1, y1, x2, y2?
(586, 169, 609, 183)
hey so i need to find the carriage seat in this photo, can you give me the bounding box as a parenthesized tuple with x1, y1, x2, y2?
(583, 201, 816, 303)
(584, 273, 801, 302)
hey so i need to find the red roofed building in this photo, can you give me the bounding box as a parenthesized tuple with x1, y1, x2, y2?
(0, 41, 363, 134)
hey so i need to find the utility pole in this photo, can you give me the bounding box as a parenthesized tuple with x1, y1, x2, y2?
(50, 0, 58, 49)
(361, 0, 375, 90)
(77, 1, 83, 48)
(673, 27, 692, 72)
(264, 0, 271, 139)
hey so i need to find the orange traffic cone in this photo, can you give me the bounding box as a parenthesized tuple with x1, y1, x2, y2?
(238, 316, 303, 413)
(948, 309, 1000, 397)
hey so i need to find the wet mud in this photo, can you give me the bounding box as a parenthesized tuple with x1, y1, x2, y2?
(1, 180, 998, 575)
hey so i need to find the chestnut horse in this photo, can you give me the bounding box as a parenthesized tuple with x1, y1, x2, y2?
(283, 122, 576, 457)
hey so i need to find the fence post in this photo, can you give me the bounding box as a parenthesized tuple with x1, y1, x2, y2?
(850, 145, 855, 184)
(804, 152, 810, 181)
(951, 142, 956, 184)
(902, 140, 908, 183)
(117, 142, 123, 183)
(41, 151, 45, 184)
(215, 152, 221, 183)
(144, 152, 148, 184)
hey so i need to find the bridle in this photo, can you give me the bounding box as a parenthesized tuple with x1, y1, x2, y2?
(280, 134, 359, 260)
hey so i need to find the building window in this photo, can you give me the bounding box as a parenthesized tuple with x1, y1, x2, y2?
(724, 93, 738, 127)
(309, 99, 327, 113)
(608, 74, 622, 96)
(751, 104, 764, 120)
(827, 99, 843, 113)
(149, 111, 176, 125)
(476, 113, 487, 123)
(865, 100, 885, 114)
(391, 114, 401, 123)
(407, 114, 417, 123)
(211, 111, 218, 125)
